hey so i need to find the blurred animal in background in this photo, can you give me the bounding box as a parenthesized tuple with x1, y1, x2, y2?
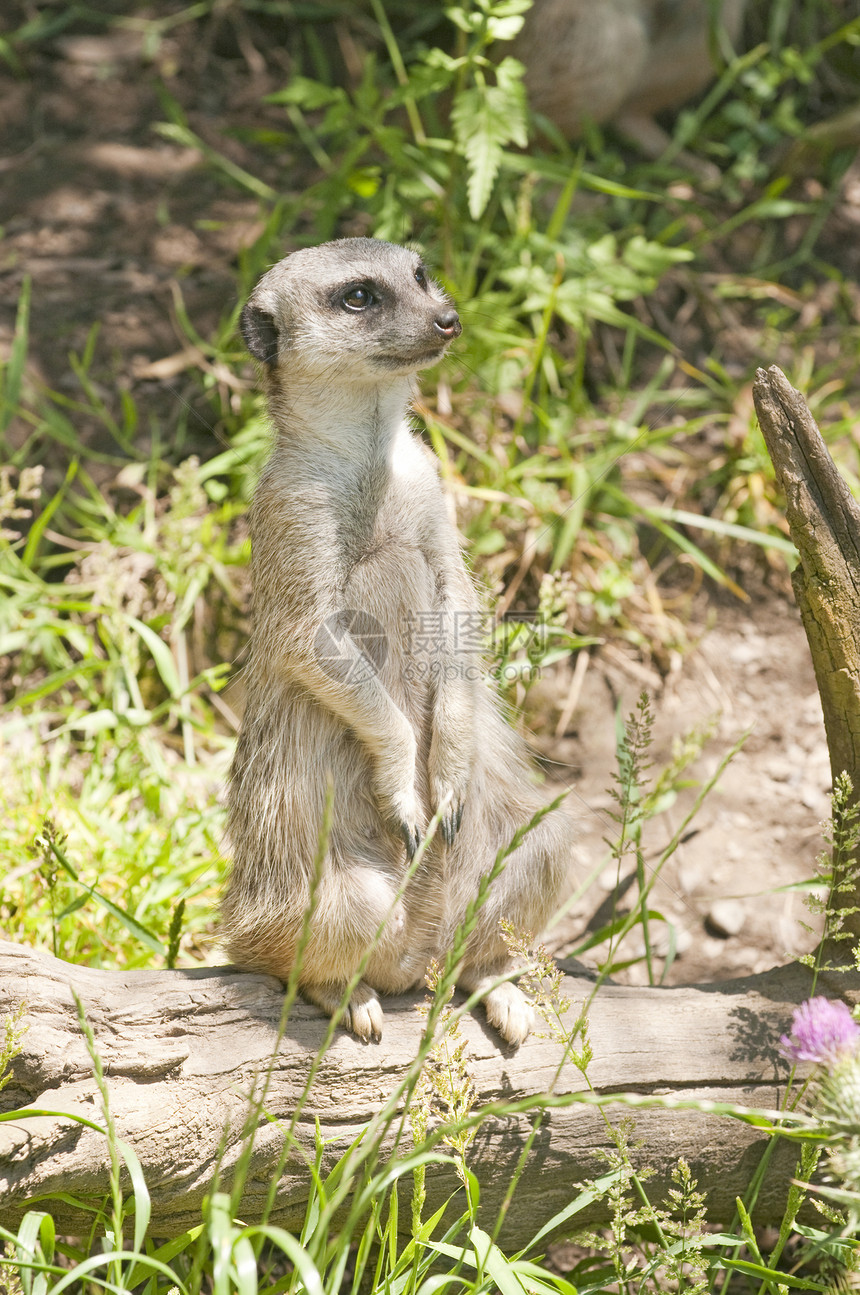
(513, 0, 747, 163)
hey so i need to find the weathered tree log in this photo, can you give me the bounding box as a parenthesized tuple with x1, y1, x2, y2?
(2, 939, 857, 1243)
(753, 364, 860, 939)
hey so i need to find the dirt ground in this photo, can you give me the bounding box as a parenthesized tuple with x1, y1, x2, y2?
(0, 10, 844, 988)
(546, 595, 828, 982)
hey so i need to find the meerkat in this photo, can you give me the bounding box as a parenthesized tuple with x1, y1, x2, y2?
(222, 238, 575, 1046)
(513, 0, 746, 160)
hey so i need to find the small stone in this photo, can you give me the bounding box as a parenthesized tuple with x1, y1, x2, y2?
(675, 927, 693, 955)
(800, 788, 828, 813)
(705, 899, 746, 939)
(598, 863, 624, 892)
(765, 757, 794, 784)
(678, 862, 702, 894)
(627, 923, 691, 961)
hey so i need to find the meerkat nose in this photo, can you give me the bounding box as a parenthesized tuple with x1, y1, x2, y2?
(433, 309, 462, 340)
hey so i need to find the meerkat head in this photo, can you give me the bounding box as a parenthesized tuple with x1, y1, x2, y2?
(240, 238, 461, 382)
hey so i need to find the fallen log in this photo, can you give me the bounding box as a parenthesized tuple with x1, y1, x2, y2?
(1, 938, 856, 1244)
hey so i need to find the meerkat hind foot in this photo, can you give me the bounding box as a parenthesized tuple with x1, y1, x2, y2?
(485, 982, 535, 1047)
(462, 975, 535, 1048)
(304, 979, 384, 1042)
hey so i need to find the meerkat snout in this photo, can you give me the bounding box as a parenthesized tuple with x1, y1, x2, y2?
(433, 308, 461, 340)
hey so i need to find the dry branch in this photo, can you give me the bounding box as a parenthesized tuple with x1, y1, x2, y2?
(753, 364, 860, 938)
(2, 939, 856, 1243)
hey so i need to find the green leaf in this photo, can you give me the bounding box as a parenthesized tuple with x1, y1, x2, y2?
(22, 458, 79, 569)
(9, 1209, 55, 1295)
(451, 59, 527, 219)
(623, 234, 694, 276)
(717, 1258, 826, 1290)
(40, 832, 165, 956)
(470, 1225, 529, 1295)
(486, 15, 528, 41)
(237, 1224, 325, 1295)
(46, 1250, 191, 1295)
(231, 1234, 258, 1295)
(61, 709, 120, 734)
(266, 77, 347, 111)
(511, 1260, 579, 1295)
(208, 1192, 235, 1295)
(6, 658, 107, 709)
(646, 504, 796, 556)
(124, 616, 181, 696)
(124, 1227, 204, 1290)
(0, 275, 30, 433)
(116, 1138, 151, 1253)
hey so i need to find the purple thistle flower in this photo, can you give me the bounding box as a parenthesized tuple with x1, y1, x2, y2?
(779, 997, 860, 1066)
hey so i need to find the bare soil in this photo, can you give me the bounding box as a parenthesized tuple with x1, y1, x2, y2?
(547, 595, 827, 983)
(0, 9, 843, 987)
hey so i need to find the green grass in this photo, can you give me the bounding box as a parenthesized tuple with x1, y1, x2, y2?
(2, 0, 860, 1288)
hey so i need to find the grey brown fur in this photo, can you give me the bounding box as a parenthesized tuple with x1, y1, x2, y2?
(514, 0, 746, 160)
(222, 238, 575, 1045)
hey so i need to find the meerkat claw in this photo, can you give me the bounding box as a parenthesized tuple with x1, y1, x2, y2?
(398, 820, 422, 859)
(440, 800, 464, 848)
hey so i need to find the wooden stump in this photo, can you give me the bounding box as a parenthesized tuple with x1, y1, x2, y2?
(753, 365, 860, 940)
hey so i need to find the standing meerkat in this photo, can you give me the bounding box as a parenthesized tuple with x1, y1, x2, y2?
(222, 238, 575, 1046)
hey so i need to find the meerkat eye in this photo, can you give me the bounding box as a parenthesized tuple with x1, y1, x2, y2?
(341, 285, 375, 311)
(414, 265, 428, 290)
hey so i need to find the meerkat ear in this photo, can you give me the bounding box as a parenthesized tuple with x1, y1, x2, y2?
(240, 302, 281, 366)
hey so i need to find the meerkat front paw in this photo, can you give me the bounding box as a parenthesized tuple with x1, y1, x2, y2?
(432, 780, 465, 848)
(430, 766, 471, 849)
(429, 750, 470, 847)
(384, 784, 426, 859)
(376, 745, 426, 858)
(395, 817, 422, 859)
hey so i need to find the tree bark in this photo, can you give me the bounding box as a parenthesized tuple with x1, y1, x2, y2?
(1, 939, 856, 1244)
(753, 364, 860, 940)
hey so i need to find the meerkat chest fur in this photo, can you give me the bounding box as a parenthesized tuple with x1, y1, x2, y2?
(253, 380, 466, 676)
(295, 383, 445, 576)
